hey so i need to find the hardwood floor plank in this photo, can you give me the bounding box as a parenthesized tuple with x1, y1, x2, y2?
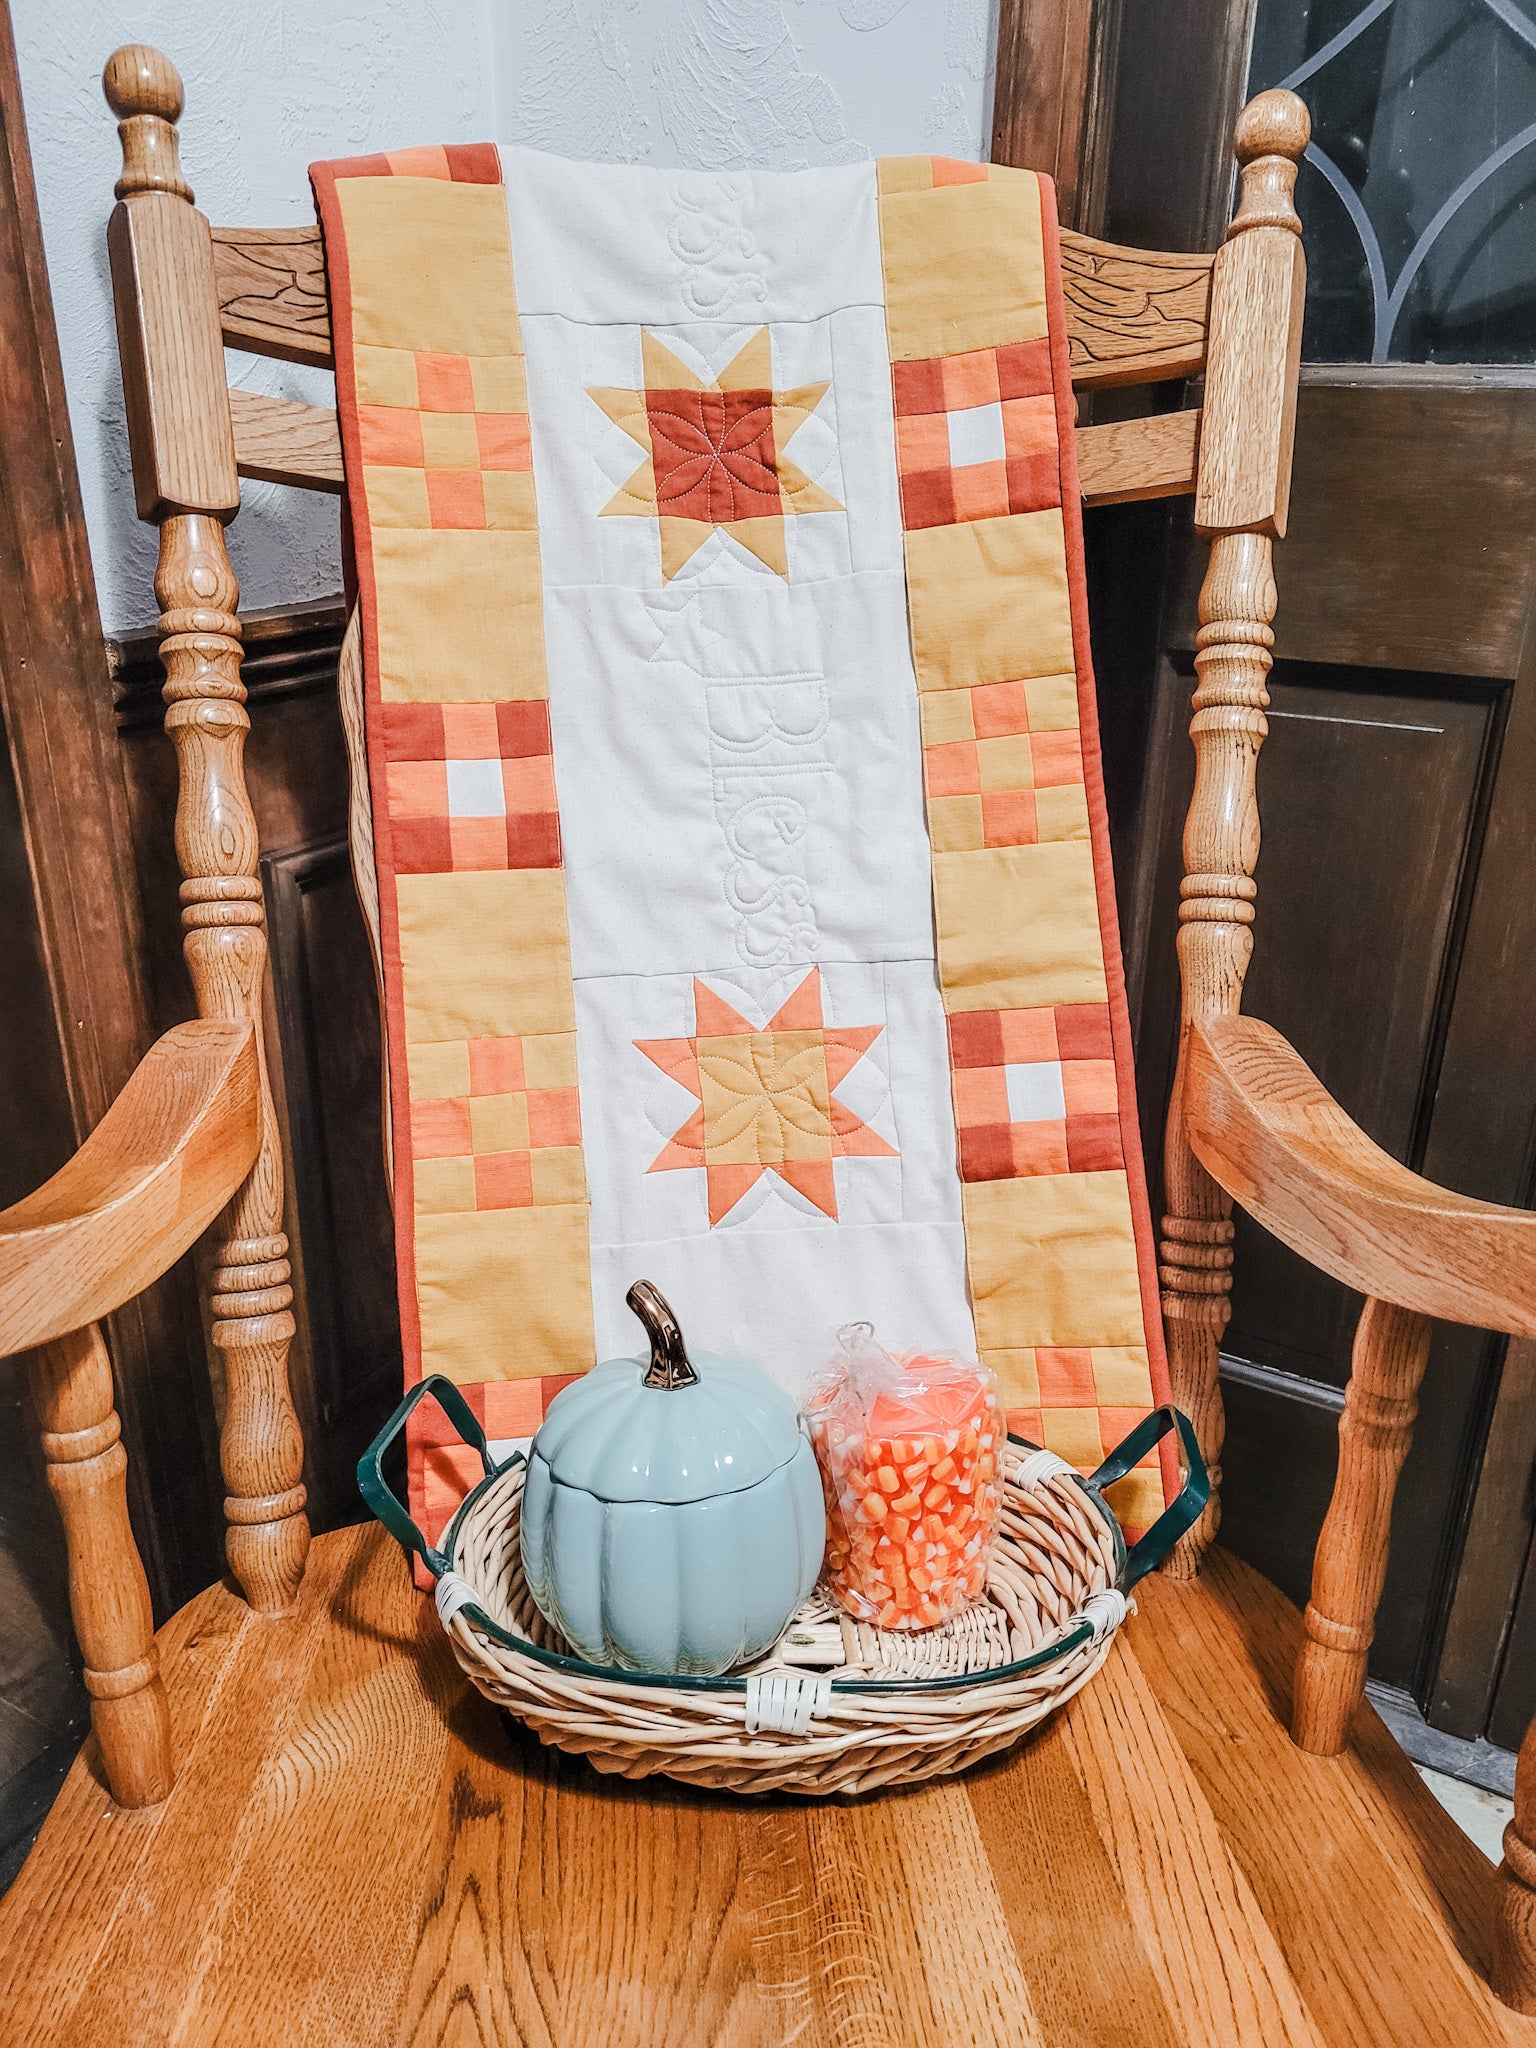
(967, 1723, 1189, 2047)
(842, 1779, 1049, 2046)
(167, 1529, 464, 2046)
(47, 1535, 355, 2045)
(0, 1577, 246, 2045)
(1062, 1636, 1327, 2048)
(1134, 1549, 1535, 2047)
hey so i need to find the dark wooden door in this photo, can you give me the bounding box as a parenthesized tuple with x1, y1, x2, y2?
(1087, 0, 1536, 1744)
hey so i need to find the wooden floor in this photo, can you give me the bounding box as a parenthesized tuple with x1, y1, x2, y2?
(0, 1521, 1531, 2047)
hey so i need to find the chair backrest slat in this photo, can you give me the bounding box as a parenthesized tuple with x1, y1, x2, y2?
(210, 220, 1216, 395)
(229, 387, 342, 492)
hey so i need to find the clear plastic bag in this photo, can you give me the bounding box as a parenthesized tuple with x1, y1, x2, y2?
(804, 1324, 1003, 1630)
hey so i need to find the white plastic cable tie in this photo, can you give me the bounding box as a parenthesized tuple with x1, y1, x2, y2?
(1015, 1446, 1075, 1492)
(434, 1571, 480, 1631)
(1081, 1587, 1128, 1644)
(745, 1671, 832, 1737)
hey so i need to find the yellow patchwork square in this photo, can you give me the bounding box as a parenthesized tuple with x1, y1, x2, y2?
(469, 1092, 531, 1155)
(413, 1155, 475, 1215)
(414, 1205, 595, 1383)
(336, 177, 520, 357)
(354, 345, 419, 410)
(1090, 1346, 1156, 1406)
(364, 466, 431, 530)
(983, 1348, 1040, 1410)
(1041, 1408, 1107, 1469)
(481, 471, 538, 531)
(1024, 672, 1080, 731)
(396, 870, 576, 1043)
(1105, 1469, 1165, 1530)
(530, 1147, 587, 1207)
(963, 1172, 1149, 1350)
(407, 1039, 472, 1101)
(876, 155, 936, 196)
(926, 794, 985, 853)
(977, 733, 1035, 792)
(420, 411, 480, 469)
(1035, 784, 1091, 842)
(933, 841, 1107, 1011)
(905, 512, 1074, 694)
(879, 171, 1046, 360)
(372, 528, 546, 702)
(469, 355, 528, 411)
(523, 1031, 581, 1090)
(920, 690, 977, 745)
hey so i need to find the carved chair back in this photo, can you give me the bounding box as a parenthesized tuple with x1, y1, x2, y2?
(101, 43, 1307, 1624)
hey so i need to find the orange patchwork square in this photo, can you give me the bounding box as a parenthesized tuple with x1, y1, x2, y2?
(359, 405, 425, 466)
(1029, 728, 1084, 789)
(379, 700, 559, 874)
(1037, 1348, 1099, 1406)
(972, 679, 1033, 738)
(416, 352, 477, 412)
(424, 469, 485, 529)
(947, 1004, 1124, 1184)
(409, 1034, 585, 1217)
(891, 339, 1060, 531)
(981, 790, 1037, 847)
(924, 740, 981, 797)
(476, 413, 533, 469)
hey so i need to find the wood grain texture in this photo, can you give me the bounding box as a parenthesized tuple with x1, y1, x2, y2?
(1077, 408, 1200, 506)
(1058, 229, 1213, 387)
(991, 0, 1098, 226)
(212, 224, 332, 368)
(229, 388, 342, 492)
(1185, 1013, 1536, 1335)
(105, 49, 311, 1615)
(1192, 93, 1308, 537)
(1495, 1721, 1536, 2013)
(0, 1019, 258, 1355)
(1, 1522, 1525, 2046)
(1158, 90, 1308, 1576)
(0, 1, 217, 1618)
(25, 1324, 171, 1810)
(1293, 1299, 1433, 1755)
(1134, 1549, 1532, 2048)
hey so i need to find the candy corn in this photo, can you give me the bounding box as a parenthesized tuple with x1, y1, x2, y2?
(808, 1354, 1003, 1631)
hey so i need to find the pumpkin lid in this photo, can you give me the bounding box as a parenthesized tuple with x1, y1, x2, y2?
(534, 1352, 806, 1504)
(531, 1282, 806, 1505)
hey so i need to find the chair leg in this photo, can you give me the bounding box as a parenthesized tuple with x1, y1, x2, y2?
(1494, 1720, 1536, 2012)
(1292, 1296, 1430, 1755)
(28, 1324, 173, 1808)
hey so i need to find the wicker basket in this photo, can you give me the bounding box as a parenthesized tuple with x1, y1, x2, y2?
(361, 1380, 1205, 1798)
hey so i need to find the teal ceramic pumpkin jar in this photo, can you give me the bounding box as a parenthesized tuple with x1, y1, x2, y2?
(520, 1283, 826, 1676)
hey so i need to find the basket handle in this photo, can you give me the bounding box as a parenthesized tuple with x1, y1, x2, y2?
(356, 1375, 496, 1580)
(1083, 1405, 1209, 1589)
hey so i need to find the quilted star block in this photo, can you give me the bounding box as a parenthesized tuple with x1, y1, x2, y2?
(588, 329, 841, 580)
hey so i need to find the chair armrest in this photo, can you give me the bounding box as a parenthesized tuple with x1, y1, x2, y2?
(1184, 1014, 1536, 1337)
(0, 1020, 260, 1355)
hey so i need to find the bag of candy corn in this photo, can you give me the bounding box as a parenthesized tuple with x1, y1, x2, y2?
(804, 1325, 1003, 1630)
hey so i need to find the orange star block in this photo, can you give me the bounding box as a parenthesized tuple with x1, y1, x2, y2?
(588, 329, 841, 581)
(635, 968, 896, 1226)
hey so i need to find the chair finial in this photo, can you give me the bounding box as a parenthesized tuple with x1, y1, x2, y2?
(103, 45, 191, 203)
(1228, 88, 1309, 240)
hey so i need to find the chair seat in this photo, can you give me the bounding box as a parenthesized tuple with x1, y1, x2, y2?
(0, 1524, 1526, 2048)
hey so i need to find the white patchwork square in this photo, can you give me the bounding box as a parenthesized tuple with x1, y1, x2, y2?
(445, 758, 507, 819)
(1005, 1060, 1066, 1124)
(946, 399, 1006, 470)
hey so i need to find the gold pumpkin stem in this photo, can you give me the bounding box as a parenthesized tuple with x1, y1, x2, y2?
(628, 1281, 700, 1390)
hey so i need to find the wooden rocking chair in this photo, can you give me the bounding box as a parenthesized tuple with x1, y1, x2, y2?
(2, 43, 1535, 2046)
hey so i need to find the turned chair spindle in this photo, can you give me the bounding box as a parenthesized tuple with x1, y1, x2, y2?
(104, 44, 309, 1616)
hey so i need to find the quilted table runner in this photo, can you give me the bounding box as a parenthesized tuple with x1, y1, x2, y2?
(310, 143, 1172, 1544)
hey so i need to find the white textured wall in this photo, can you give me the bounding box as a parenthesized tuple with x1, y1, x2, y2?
(14, 2, 491, 630)
(494, 0, 996, 168)
(15, 0, 994, 631)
